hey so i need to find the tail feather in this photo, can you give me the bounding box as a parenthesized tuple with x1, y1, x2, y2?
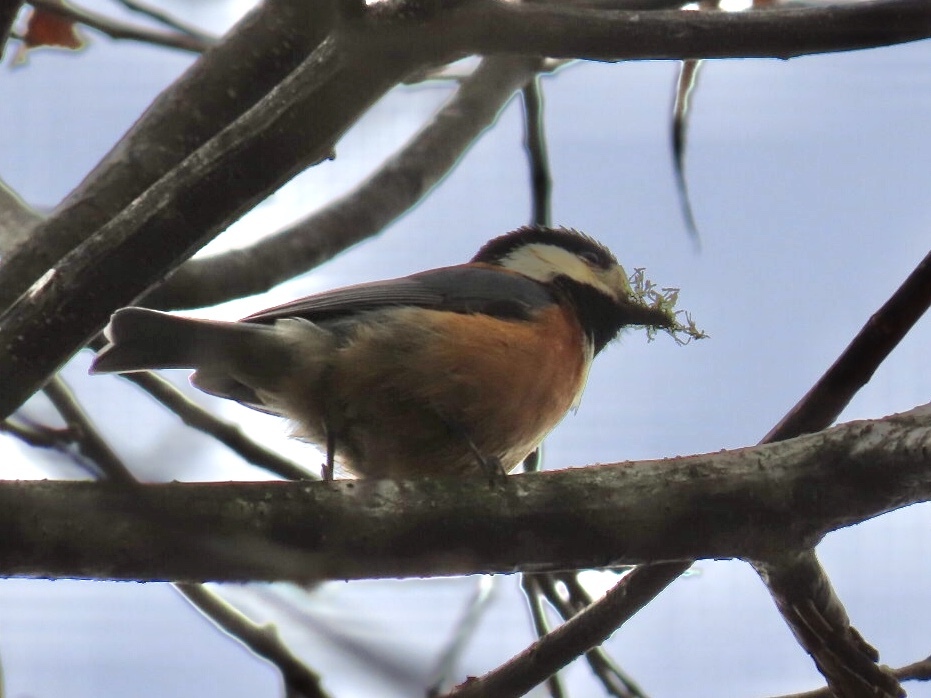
(91, 307, 263, 374)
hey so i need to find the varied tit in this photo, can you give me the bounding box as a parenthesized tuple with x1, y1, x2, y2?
(91, 226, 673, 480)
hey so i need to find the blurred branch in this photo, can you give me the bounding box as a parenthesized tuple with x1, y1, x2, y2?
(773, 654, 931, 698)
(0, 415, 66, 448)
(0, 0, 24, 60)
(27, 0, 215, 53)
(16, 371, 327, 695)
(671, 59, 701, 246)
(392, 0, 931, 61)
(447, 563, 687, 698)
(427, 576, 497, 696)
(547, 573, 646, 698)
(116, 370, 313, 481)
(42, 376, 137, 484)
(520, 575, 567, 698)
(0, 30, 417, 420)
(1, 403, 930, 582)
(113, 0, 216, 44)
(0, 177, 41, 255)
(176, 583, 330, 698)
(523, 573, 647, 698)
(521, 77, 552, 227)
(144, 55, 542, 310)
(0, 0, 336, 314)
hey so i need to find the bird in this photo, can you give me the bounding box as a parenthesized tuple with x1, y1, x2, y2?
(91, 226, 673, 480)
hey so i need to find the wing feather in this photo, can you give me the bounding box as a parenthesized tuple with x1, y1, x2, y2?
(243, 266, 555, 324)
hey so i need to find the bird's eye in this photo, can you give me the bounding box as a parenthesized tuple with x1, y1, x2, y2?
(579, 251, 602, 266)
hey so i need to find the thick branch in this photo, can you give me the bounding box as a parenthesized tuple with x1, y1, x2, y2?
(1, 405, 929, 582)
(144, 55, 542, 310)
(0, 0, 24, 61)
(0, 0, 335, 312)
(398, 0, 931, 61)
(0, 34, 417, 420)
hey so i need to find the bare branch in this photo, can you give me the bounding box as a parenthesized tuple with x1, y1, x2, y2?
(0, 31, 417, 420)
(0, 177, 42, 255)
(112, 0, 215, 44)
(175, 583, 330, 698)
(144, 55, 542, 310)
(26, 370, 326, 693)
(390, 0, 931, 61)
(42, 376, 137, 484)
(517, 242, 931, 696)
(0, 0, 337, 313)
(772, 654, 931, 698)
(756, 550, 902, 698)
(27, 0, 214, 53)
(521, 77, 552, 227)
(0, 0, 24, 61)
(0, 404, 929, 582)
(764, 247, 931, 441)
(115, 370, 313, 481)
(446, 563, 688, 698)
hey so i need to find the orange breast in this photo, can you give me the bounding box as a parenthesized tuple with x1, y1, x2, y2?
(299, 305, 592, 478)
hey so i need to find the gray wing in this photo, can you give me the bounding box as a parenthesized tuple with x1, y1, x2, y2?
(242, 265, 556, 324)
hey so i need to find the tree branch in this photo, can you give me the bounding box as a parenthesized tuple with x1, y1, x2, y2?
(115, 370, 312, 481)
(0, 0, 336, 312)
(143, 54, 542, 310)
(27, 0, 214, 53)
(1, 404, 929, 582)
(175, 583, 330, 698)
(0, 177, 41, 255)
(772, 654, 931, 698)
(0, 31, 418, 420)
(392, 0, 931, 62)
(0, 0, 24, 61)
(764, 247, 931, 442)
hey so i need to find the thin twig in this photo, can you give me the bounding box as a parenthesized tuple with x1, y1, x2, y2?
(770, 654, 931, 698)
(27, 0, 214, 53)
(533, 573, 648, 698)
(112, 0, 215, 43)
(521, 76, 552, 227)
(671, 59, 702, 247)
(446, 563, 688, 698)
(0, 417, 64, 449)
(43, 375, 137, 484)
(520, 575, 567, 698)
(764, 248, 931, 442)
(118, 370, 313, 481)
(175, 583, 329, 698)
(427, 576, 497, 696)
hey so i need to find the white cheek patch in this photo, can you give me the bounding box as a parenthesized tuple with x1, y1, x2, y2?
(504, 244, 592, 284)
(504, 243, 626, 301)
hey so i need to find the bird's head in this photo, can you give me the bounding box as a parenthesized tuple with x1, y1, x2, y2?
(473, 226, 675, 353)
